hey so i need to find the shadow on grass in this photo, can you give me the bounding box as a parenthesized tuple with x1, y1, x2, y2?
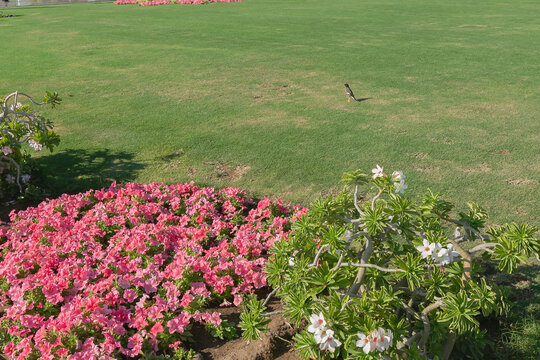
(35, 148, 144, 197)
(478, 263, 540, 360)
(355, 97, 371, 102)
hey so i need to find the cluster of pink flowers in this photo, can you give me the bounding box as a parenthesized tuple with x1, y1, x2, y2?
(0, 182, 307, 359)
(114, 0, 140, 4)
(139, 0, 170, 6)
(114, 0, 241, 6)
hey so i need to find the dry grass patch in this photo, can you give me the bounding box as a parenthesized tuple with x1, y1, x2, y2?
(463, 164, 491, 174)
(506, 179, 537, 186)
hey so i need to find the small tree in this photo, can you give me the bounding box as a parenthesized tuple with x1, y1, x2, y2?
(0, 91, 60, 199)
(239, 166, 539, 359)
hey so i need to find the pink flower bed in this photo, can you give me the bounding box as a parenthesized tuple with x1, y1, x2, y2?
(114, 0, 241, 6)
(0, 182, 306, 359)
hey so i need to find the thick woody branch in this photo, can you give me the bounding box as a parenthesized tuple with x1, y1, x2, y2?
(419, 300, 444, 348)
(446, 238, 472, 280)
(440, 330, 456, 360)
(470, 242, 498, 254)
(347, 234, 374, 296)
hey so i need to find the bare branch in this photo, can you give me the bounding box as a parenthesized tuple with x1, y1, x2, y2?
(339, 262, 405, 273)
(330, 252, 346, 271)
(308, 244, 329, 268)
(261, 310, 284, 317)
(353, 185, 364, 216)
(446, 238, 473, 280)
(262, 286, 280, 307)
(347, 234, 374, 296)
(397, 331, 422, 350)
(470, 242, 498, 254)
(419, 300, 444, 348)
(340, 299, 353, 312)
(443, 218, 490, 240)
(371, 188, 384, 211)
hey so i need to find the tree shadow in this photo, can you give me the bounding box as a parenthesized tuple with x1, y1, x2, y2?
(479, 263, 540, 360)
(34, 148, 145, 197)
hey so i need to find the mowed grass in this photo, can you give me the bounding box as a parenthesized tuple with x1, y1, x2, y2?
(1, 0, 539, 227)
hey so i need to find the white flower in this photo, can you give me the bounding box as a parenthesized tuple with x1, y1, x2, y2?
(371, 328, 388, 351)
(307, 313, 326, 334)
(21, 174, 31, 184)
(383, 329, 393, 350)
(373, 327, 393, 351)
(5, 174, 15, 184)
(371, 164, 384, 179)
(356, 333, 374, 354)
(394, 181, 407, 194)
(288, 257, 295, 267)
(1, 146, 13, 156)
(10, 102, 22, 111)
(357, 329, 393, 353)
(319, 334, 341, 353)
(288, 250, 299, 267)
(447, 244, 460, 259)
(28, 140, 42, 151)
(313, 327, 333, 344)
(391, 171, 405, 183)
(435, 247, 451, 265)
(433, 244, 460, 265)
(416, 239, 435, 259)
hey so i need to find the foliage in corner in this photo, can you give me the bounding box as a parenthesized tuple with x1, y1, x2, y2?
(0, 91, 61, 200)
(239, 165, 539, 359)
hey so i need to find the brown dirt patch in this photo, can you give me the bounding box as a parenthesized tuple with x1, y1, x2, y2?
(493, 149, 512, 155)
(506, 179, 536, 186)
(430, 137, 454, 145)
(204, 161, 251, 181)
(464, 164, 491, 174)
(412, 152, 429, 159)
(413, 165, 440, 172)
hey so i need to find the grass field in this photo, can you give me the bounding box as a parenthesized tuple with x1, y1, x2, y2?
(1, 1, 539, 358)
(1, 0, 539, 226)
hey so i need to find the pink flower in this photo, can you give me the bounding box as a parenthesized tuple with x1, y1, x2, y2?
(180, 291, 194, 307)
(0, 182, 297, 358)
(150, 321, 164, 336)
(167, 311, 191, 334)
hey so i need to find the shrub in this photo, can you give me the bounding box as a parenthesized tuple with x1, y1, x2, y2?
(239, 166, 539, 359)
(0, 182, 305, 359)
(0, 91, 61, 200)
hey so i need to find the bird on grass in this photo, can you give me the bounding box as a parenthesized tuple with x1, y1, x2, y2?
(344, 83, 356, 102)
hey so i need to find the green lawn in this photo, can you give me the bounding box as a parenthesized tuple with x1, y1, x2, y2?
(1, 1, 539, 358)
(2, 0, 539, 226)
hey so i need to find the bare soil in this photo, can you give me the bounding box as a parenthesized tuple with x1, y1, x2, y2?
(190, 297, 301, 360)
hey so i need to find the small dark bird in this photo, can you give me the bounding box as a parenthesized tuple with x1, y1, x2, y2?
(344, 84, 356, 102)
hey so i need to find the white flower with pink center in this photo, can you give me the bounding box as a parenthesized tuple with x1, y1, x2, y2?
(356, 333, 374, 354)
(319, 333, 341, 353)
(371, 164, 384, 179)
(1, 146, 13, 155)
(28, 139, 43, 151)
(307, 312, 326, 334)
(416, 239, 436, 259)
